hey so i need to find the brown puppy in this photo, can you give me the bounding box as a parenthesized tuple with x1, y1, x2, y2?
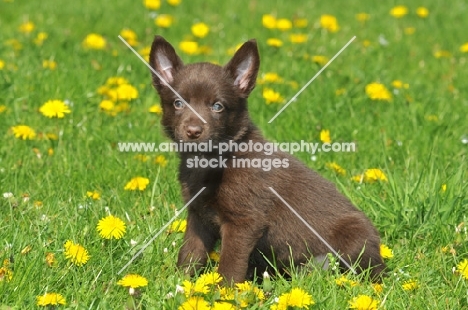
(149, 35, 386, 284)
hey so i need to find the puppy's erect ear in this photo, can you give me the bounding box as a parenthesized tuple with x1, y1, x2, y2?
(224, 39, 260, 97)
(149, 35, 183, 91)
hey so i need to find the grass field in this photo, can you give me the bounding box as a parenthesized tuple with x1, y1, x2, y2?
(1, 0, 468, 308)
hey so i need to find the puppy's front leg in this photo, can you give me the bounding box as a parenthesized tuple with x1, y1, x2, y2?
(177, 210, 217, 276)
(218, 223, 261, 284)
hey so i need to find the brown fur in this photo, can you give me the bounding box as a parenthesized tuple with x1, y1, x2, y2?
(149, 35, 386, 284)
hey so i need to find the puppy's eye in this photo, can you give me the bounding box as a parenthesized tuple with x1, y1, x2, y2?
(173, 99, 185, 110)
(211, 102, 224, 112)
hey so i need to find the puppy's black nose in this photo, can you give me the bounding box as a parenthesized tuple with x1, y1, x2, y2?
(186, 125, 203, 139)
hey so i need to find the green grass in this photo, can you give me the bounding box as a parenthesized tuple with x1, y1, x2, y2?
(1, 0, 468, 308)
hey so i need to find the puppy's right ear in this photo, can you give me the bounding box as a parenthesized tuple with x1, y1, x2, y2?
(149, 35, 183, 92)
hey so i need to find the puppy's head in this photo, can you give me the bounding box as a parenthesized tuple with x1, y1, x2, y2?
(149, 36, 259, 143)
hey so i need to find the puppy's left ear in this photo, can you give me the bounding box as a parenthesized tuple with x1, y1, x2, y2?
(224, 39, 260, 97)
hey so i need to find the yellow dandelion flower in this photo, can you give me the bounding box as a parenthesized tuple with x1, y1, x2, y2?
(155, 155, 168, 167)
(34, 32, 48, 45)
(271, 288, 314, 310)
(182, 272, 223, 297)
(97, 215, 126, 239)
(434, 50, 451, 58)
(167, 0, 181, 6)
(372, 283, 384, 293)
(120, 29, 137, 41)
(266, 38, 283, 47)
(36, 293, 66, 306)
(0, 60, 5, 70)
(46, 133, 58, 140)
(11, 125, 36, 140)
(42, 60, 57, 70)
(320, 14, 339, 32)
(293, 18, 308, 28)
(391, 80, 409, 89)
(99, 99, 115, 112)
(209, 251, 220, 262)
(425, 115, 439, 122)
(86, 190, 101, 200)
(139, 46, 151, 61)
(144, 0, 160, 10)
(182, 279, 210, 297)
(356, 13, 370, 22)
(402, 279, 419, 291)
(457, 259, 468, 280)
(365, 83, 392, 101)
(219, 287, 235, 300)
(0, 259, 13, 282)
(235, 281, 265, 307)
(212, 302, 236, 310)
(312, 55, 328, 66)
(390, 5, 408, 18)
(108, 83, 139, 101)
(39, 100, 71, 118)
(115, 102, 130, 113)
(460, 43, 468, 53)
(258, 72, 283, 84)
(262, 14, 277, 29)
(169, 219, 187, 233)
(404, 27, 416, 35)
(380, 244, 393, 259)
(349, 295, 379, 310)
(263, 88, 284, 104)
(155, 14, 174, 28)
(120, 29, 138, 46)
(198, 271, 223, 286)
(106, 77, 129, 86)
(179, 41, 199, 55)
(191, 22, 210, 38)
(179, 297, 210, 310)
(441, 184, 447, 192)
(289, 34, 308, 44)
(352, 169, 388, 183)
(276, 18, 292, 31)
(19, 21, 35, 33)
(82, 33, 106, 50)
(124, 176, 150, 191)
(0, 105, 7, 113)
(117, 274, 148, 288)
(364, 169, 388, 182)
(320, 129, 331, 143)
(64, 240, 90, 266)
(335, 88, 346, 96)
(134, 154, 150, 162)
(149, 104, 163, 114)
(45, 252, 56, 267)
(335, 275, 359, 287)
(416, 7, 429, 18)
(326, 162, 346, 176)
(5, 39, 23, 51)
